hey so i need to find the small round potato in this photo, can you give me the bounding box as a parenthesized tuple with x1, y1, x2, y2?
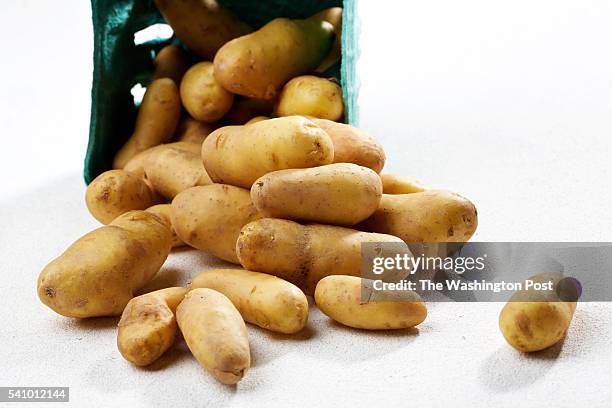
(153, 44, 189, 84)
(173, 116, 218, 144)
(381, 174, 428, 194)
(191, 269, 308, 334)
(251, 163, 382, 226)
(180, 62, 234, 123)
(315, 276, 427, 330)
(145, 204, 184, 248)
(117, 287, 188, 366)
(176, 288, 250, 385)
(275, 76, 344, 121)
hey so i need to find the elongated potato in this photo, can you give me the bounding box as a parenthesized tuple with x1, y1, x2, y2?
(251, 163, 381, 226)
(214, 18, 334, 99)
(174, 116, 217, 144)
(180, 62, 234, 123)
(276, 76, 344, 121)
(202, 116, 334, 188)
(362, 190, 478, 242)
(223, 96, 275, 125)
(499, 272, 578, 352)
(191, 269, 308, 334)
(113, 78, 181, 169)
(237, 218, 408, 295)
(315, 276, 427, 330)
(146, 204, 184, 248)
(153, 44, 189, 84)
(154, 0, 251, 60)
(381, 174, 428, 194)
(171, 185, 261, 263)
(117, 287, 188, 366)
(37, 211, 172, 318)
(144, 142, 212, 199)
(312, 119, 385, 173)
(309, 7, 342, 73)
(86, 170, 161, 225)
(176, 288, 250, 384)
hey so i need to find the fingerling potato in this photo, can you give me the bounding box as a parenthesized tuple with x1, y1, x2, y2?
(180, 62, 234, 123)
(381, 174, 428, 194)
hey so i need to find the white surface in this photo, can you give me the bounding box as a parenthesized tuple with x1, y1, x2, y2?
(1, 0, 612, 407)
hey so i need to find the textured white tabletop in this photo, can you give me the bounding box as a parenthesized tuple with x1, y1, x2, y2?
(1, 1, 612, 407)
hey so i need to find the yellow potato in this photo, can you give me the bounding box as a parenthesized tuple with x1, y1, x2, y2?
(122, 145, 165, 179)
(86, 169, 162, 224)
(180, 62, 234, 123)
(144, 142, 212, 199)
(499, 272, 577, 352)
(214, 18, 334, 99)
(275, 76, 344, 121)
(245, 116, 269, 125)
(251, 163, 382, 226)
(202, 116, 334, 188)
(154, 0, 251, 60)
(37, 211, 172, 318)
(117, 287, 188, 366)
(174, 116, 218, 144)
(113, 78, 181, 169)
(362, 190, 478, 242)
(145, 204, 185, 248)
(312, 119, 385, 173)
(153, 44, 189, 84)
(315, 275, 427, 330)
(191, 269, 308, 334)
(309, 7, 342, 73)
(381, 174, 428, 194)
(171, 185, 261, 263)
(223, 96, 275, 125)
(176, 288, 250, 384)
(236, 218, 409, 295)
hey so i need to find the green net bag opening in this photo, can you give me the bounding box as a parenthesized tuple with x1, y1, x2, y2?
(84, 0, 360, 184)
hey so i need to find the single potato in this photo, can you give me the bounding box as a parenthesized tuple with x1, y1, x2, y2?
(37, 211, 172, 317)
(499, 272, 577, 352)
(202, 116, 334, 188)
(86, 169, 162, 225)
(223, 96, 275, 125)
(153, 44, 189, 84)
(315, 275, 427, 330)
(113, 78, 181, 169)
(251, 163, 382, 226)
(362, 190, 478, 242)
(171, 185, 261, 263)
(381, 174, 428, 194)
(176, 288, 250, 385)
(145, 204, 185, 247)
(191, 269, 308, 334)
(214, 18, 334, 99)
(312, 119, 385, 173)
(180, 62, 234, 123)
(275, 76, 344, 121)
(309, 7, 342, 73)
(174, 116, 218, 144)
(237, 218, 409, 295)
(154, 0, 251, 60)
(117, 287, 188, 366)
(144, 142, 212, 199)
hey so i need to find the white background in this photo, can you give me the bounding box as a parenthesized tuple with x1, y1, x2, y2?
(1, 1, 611, 407)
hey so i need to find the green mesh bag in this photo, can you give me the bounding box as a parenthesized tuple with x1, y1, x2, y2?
(85, 0, 360, 184)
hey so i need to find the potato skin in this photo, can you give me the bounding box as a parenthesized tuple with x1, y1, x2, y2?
(153, 44, 189, 84)
(180, 62, 234, 123)
(309, 7, 343, 73)
(171, 185, 261, 263)
(146, 204, 184, 248)
(245, 116, 269, 125)
(276, 76, 344, 121)
(362, 190, 478, 242)
(315, 276, 427, 330)
(154, 0, 251, 60)
(113, 78, 181, 169)
(117, 287, 188, 366)
(251, 163, 382, 226)
(37, 211, 172, 318)
(499, 272, 577, 352)
(86, 170, 162, 225)
(236, 218, 407, 295)
(174, 116, 218, 144)
(191, 269, 308, 334)
(312, 119, 385, 173)
(176, 288, 250, 384)
(144, 142, 212, 199)
(381, 174, 427, 194)
(214, 18, 334, 99)
(202, 116, 334, 188)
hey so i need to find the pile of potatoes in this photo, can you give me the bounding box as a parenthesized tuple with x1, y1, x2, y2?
(37, 1, 576, 385)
